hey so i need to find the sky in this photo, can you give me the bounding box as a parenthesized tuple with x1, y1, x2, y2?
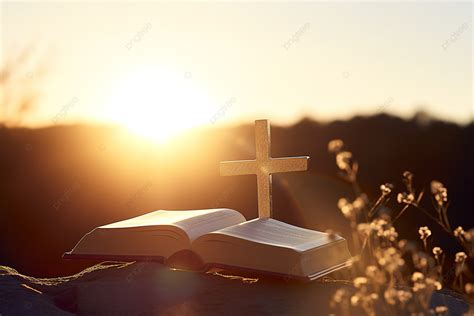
(1, 1, 473, 136)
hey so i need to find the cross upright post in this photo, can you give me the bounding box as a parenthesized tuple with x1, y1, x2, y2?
(220, 119, 310, 218)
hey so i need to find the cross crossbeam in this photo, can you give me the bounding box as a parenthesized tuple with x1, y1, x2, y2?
(220, 119, 310, 218)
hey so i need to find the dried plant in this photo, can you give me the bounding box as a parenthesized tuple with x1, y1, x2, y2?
(328, 139, 473, 315)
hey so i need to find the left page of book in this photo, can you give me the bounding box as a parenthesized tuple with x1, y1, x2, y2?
(65, 209, 246, 260)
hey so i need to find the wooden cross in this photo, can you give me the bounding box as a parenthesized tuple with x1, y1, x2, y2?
(220, 119, 310, 218)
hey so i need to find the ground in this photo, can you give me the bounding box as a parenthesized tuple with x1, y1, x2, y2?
(0, 262, 470, 315)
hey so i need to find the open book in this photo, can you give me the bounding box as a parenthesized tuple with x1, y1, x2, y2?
(64, 209, 352, 281)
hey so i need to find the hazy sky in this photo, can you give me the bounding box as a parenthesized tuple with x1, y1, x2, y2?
(1, 1, 473, 131)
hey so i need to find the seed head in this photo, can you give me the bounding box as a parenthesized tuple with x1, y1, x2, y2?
(338, 196, 365, 219)
(336, 151, 353, 170)
(411, 271, 424, 283)
(455, 252, 467, 263)
(353, 276, 368, 288)
(403, 171, 413, 180)
(430, 181, 444, 194)
(352, 195, 366, 211)
(413, 254, 429, 269)
(380, 183, 394, 195)
(350, 294, 361, 306)
(371, 218, 388, 233)
(338, 198, 354, 218)
(432, 246, 443, 258)
(454, 226, 465, 238)
(397, 192, 415, 204)
(332, 288, 348, 304)
(376, 247, 404, 273)
(431, 181, 448, 206)
(328, 139, 344, 153)
(396, 290, 412, 303)
(418, 226, 432, 240)
(365, 265, 378, 278)
(384, 288, 397, 305)
(413, 282, 426, 292)
(434, 306, 448, 315)
(380, 226, 398, 242)
(426, 277, 442, 290)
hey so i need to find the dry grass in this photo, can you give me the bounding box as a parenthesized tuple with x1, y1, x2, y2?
(327, 139, 473, 315)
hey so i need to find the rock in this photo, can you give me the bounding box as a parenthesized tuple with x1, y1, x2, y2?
(0, 262, 470, 315)
(0, 265, 73, 315)
(1, 262, 349, 315)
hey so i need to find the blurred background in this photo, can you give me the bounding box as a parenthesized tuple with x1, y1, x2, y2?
(0, 2, 472, 276)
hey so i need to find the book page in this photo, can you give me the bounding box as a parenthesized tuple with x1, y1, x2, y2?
(193, 218, 351, 278)
(171, 209, 246, 241)
(101, 209, 245, 241)
(66, 209, 246, 260)
(208, 218, 342, 252)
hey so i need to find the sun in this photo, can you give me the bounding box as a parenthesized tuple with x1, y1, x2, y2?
(104, 65, 217, 143)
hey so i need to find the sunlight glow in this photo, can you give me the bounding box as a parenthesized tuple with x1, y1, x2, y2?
(104, 65, 216, 143)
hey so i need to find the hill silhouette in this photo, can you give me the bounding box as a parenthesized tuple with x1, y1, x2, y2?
(0, 113, 473, 277)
